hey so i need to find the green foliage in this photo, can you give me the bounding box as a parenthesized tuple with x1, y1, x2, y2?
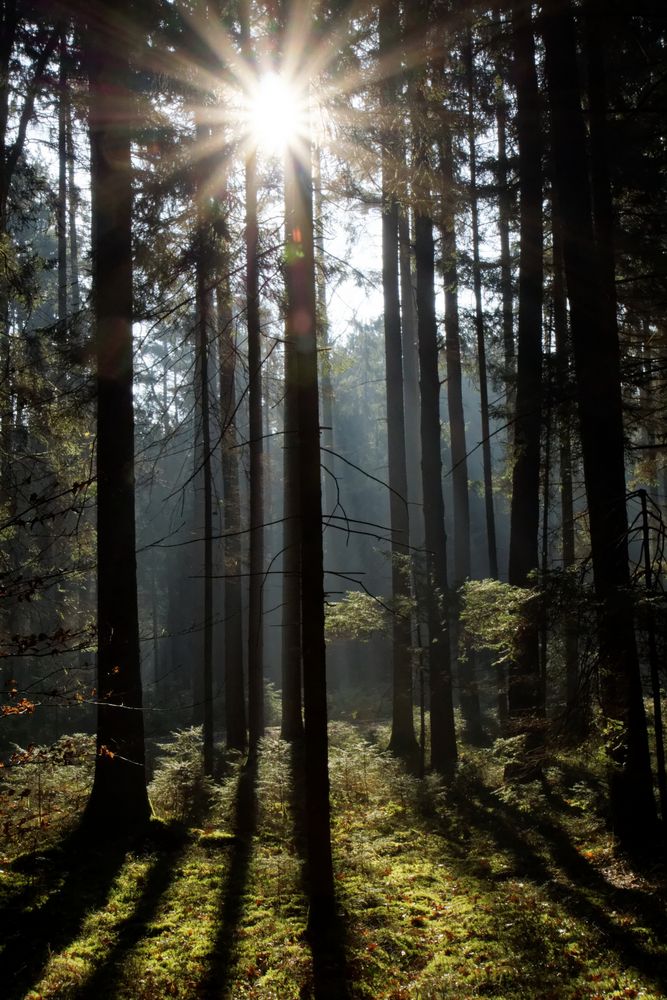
(264, 679, 282, 727)
(148, 727, 215, 823)
(459, 577, 538, 664)
(1, 725, 665, 1000)
(0, 733, 94, 853)
(325, 590, 388, 641)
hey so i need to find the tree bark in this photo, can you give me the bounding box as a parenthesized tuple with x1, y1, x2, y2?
(285, 137, 336, 929)
(241, 7, 265, 756)
(83, 0, 149, 830)
(380, 0, 418, 763)
(439, 114, 483, 745)
(507, 0, 545, 752)
(465, 29, 498, 581)
(194, 116, 215, 774)
(218, 278, 247, 752)
(542, 0, 656, 841)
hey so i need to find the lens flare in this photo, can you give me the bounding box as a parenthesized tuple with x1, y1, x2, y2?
(246, 72, 305, 155)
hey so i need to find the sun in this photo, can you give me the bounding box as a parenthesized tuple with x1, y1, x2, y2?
(245, 72, 306, 156)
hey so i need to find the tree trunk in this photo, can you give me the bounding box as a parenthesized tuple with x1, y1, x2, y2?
(465, 30, 498, 581)
(194, 113, 215, 774)
(313, 144, 335, 528)
(242, 9, 264, 756)
(217, 278, 247, 752)
(380, 0, 418, 763)
(280, 316, 303, 741)
(83, 0, 149, 830)
(542, 0, 656, 842)
(439, 115, 483, 745)
(552, 205, 583, 738)
(57, 28, 67, 332)
(506, 0, 545, 756)
(285, 137, 336, 930)
(493, 9, 515, 422)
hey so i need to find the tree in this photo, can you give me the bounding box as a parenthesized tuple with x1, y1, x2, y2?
(241, 1, 265, 757)
(542, 0, 656, 842)
(283, 12, 336, 921)
(83, 0, 150, 830)
(506, 0, 544, 756)
(379, 0, 418, 764)
(410, 0, 457, 774)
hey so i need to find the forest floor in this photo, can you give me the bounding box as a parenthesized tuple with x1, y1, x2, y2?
(0, 721, 666, 1000)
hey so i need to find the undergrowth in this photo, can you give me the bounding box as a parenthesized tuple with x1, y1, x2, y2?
(0, 723, 665, 999)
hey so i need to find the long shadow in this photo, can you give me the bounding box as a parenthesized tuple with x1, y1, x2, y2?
(0, 829, 130, 1000)
(199, 757, 257, 999)
(289, 740, 350, 1000)
(443, 774, 667, 994)
(71, 832, 187, 1000)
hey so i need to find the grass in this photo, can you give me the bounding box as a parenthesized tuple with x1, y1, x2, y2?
(0, 722, 666, 999)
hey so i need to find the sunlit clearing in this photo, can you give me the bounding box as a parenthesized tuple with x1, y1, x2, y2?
(246, 72, 306, 155)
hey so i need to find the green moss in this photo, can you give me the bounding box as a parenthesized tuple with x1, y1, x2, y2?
(3, 723, 667, 1000)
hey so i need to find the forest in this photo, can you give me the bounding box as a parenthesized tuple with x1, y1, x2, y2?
(0, 0, 666, 997)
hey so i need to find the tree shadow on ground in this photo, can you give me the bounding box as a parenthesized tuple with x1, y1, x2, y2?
(442, 770, 667, 994)
(70, 829, 188, 1000)
(289, 740, 350, 1000)
(0, 828, 131, 1000)
(199, 757, 257, 1000)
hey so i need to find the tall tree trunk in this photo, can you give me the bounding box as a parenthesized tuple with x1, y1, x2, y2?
(194, 114, 215, 774)
(542, 0, 656, 842)
(57, 28, 67, 332)
(409, 1, 457, 774)
(493, 9, 515, 422)
(380, 0, 418, 763)
(465, 29, 498, 581)
(313, 144, 335, 527)
(506, 0, 545, 757)
(66, 90, 80, 323)
(83, 0, 149, 830)
(285, 136, 336, 931)
(398, 207, 422, 532)
(439, 116, 483, 745)
(242, 8, 264, 756)
(218, 279, 247, 751)
(552, 204, 583, 738)
(280, 316, 303, 740)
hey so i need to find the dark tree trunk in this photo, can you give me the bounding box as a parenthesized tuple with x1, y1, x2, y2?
(194, 114, 214, 774)
(507, 0, 545, 751)
(285, 139, 336, 929)
(313, 144, 335, 528)
(57, 28, 67, 331)
(551, 206, 583, 738)
(380, 0, 418, 763)
(439, 116, 483, 745)
(218, 278, 247, 752)
(465, 30, 498, 581)
(66, 89, 80, 323)
(398, 207, 423, 534)
(280, 291, 304, 741)
(492, 9, 515, 421)
(415, 205, 457, 774)
(242, 10, 264, 756)
(408, 0, 457, 774)
(542, 0, 657, 841)
(83, 0, 149, 830)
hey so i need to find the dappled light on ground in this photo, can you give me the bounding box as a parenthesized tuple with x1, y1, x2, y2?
(0, 724, 665, 999)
